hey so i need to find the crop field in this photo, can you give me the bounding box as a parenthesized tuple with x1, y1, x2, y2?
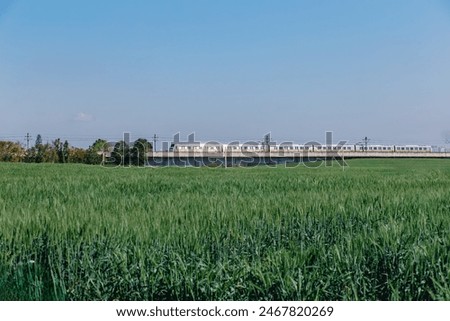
(0, 159, 449, 300)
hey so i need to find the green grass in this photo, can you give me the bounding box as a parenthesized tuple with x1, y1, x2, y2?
(0, 159, 449, 300)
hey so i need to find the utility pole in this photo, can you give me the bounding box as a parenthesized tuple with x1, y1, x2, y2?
(263, 133, 271, 152)
(363, 136, 370, 151)
(25, 133, 31, 150)
(153, 134, 159, 152)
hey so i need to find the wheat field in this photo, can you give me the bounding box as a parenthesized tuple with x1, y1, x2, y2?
(0, 159, 449, 300)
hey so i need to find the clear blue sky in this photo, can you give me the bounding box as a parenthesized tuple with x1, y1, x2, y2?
(1, 0, 450, 146)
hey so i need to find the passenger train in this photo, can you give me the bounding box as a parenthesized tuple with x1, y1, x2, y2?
(170, 142, 438, 153)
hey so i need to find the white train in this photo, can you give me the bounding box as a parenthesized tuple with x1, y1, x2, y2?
(170, 142, 436, 153)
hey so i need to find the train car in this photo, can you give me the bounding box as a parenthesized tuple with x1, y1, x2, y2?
(367, 145, 395, 152)
(394, 145, 432, 152)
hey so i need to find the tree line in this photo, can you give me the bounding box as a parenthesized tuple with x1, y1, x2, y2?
(0, 134, 152, 166)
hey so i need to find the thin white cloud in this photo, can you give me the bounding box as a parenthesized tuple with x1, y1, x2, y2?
(74, 112, 94, 122)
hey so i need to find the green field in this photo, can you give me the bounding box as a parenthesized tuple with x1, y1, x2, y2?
(0, 159, 449, 300)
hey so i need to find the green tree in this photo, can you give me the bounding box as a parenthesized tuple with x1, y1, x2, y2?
(111, 140, 130, 166)
(35, 134, 42, 147)
(68, 147, 87, 163)
(53, 138, 63, 163)
(130, 138, 152, 166)
(42, 142, 58, 163)
(62, 140, 69, 163)
(85, 139, 108, 165)
(34, 134, 44, 163)
(0, 141, 25, 162)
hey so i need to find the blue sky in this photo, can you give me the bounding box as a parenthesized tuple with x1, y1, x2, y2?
(1, 0, 450, 147)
